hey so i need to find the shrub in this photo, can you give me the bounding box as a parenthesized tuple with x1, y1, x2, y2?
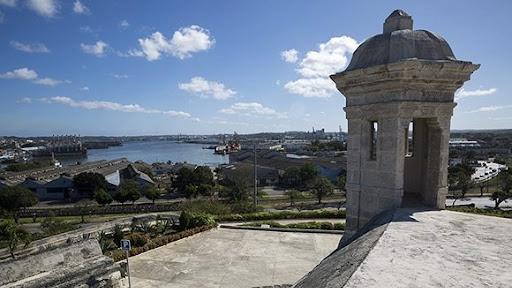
(216, 209, 345, 222)
(334, 223, 345, 230)
(179, 210, 216, 230)
(242, 221, 344, 230)
(107, 225, 214, 262)
(126, 232, 149, 247)
(229, 202, 263, 214)
(112, 224, 124, 247)
(180, 200, 231, 216)
(40, 214, 73, 236)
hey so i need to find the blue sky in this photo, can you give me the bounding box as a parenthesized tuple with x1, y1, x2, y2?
(0, 0, 510, 136)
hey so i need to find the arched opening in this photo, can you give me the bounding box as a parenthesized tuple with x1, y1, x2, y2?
(403, 118, 429, 206)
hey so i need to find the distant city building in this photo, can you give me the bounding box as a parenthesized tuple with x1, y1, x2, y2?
(449, 138, 481, 148)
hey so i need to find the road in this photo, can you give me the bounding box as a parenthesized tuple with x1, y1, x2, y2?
(472, 160, 507, 182)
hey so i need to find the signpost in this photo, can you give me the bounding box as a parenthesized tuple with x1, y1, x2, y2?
(120, 239, 132, 288)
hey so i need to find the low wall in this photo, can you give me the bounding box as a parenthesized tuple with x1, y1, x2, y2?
(18, 202, 181, 217)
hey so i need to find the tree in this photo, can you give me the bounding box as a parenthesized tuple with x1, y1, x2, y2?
(284, 190, 305, 207)
(73, 172, 108, 198)
(192, 166, 214, 186)
(280, 167, 301, 188)
(143, 186, 160, 204)
(312, 176, 334, 204)
(94, 189, 113, 206)
(185, 184, 198, 199)
(452, 171, 472, 206)
(478, 182, 486, 197)
(74, 199, 95, 223)
(225, 177, 249, 202)
(197, 184, 213, 197)
(113, 190, 128, 205)
(120, 180, 140, 204)
(300, 163, 319, 189)
(336, 172, 347, 192)
(0, 186, 38, 223)
(0, 219, 31, 259)
(174, 167, 194, 192)
(491, 170, 512, 209)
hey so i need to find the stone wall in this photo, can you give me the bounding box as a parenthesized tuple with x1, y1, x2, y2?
(0, 238, 124, 287)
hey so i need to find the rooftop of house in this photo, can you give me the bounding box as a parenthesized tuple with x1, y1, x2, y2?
(294, 208, 512, 288)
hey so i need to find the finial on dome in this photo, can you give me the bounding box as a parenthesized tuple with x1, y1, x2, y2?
(383, 9, 413, 33)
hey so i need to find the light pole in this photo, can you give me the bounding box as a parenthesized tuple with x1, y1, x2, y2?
(253, 142, 257, 208)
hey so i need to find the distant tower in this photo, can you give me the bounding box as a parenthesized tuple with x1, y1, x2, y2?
(331, 10, 479, 241)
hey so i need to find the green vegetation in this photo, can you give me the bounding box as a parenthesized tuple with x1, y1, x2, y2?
(100, 214, 214, 262)
(143, 186, 160, 204)
(105, 225, 213, 262)
(40, 213, 74, 235)
(491, 170, 512, 209)
(0, 186, 38, 222)
(115, 180, 140, 204)
(73, 172, 109, 197)
(309, 140, 346, 152)
(5, 161, 52, 172)
(0, 219, 31, 259)
(311, 176, 335, 204)
(94, 189, 113, 205)
(179, 210, 216, 230)
(174, 166, 214, 198)
(242, 221, 345, 230)
(215, 209, 345, 222)
(447, 206, 512, 219)
(448, 164, 475, 205)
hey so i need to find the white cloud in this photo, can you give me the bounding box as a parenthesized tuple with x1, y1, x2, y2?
(134, 25, 214, 61)
(80, 41, 108, 57)
(297, 36, 358, 78)
(44, 96, 193, 119)
(80, 86, 89, 91)
(281, 49, 298, 63)
(17, 97, 32, 104)
(112, 74, 128, 79)
(0, 0, 17, 7)
(117, 49, 143, 58)
(0, 67, 67, 86)
(27, 0, 58, 17)
(120, 19, 129, 28)
(0, 67, 38, 80)
(33, 77, 66, 86)
(468, 105, 512, 113)
(284, 35, 358, 97)
(284, 78, 337, 98)
(80, 25, 93, 33)
(220, 102, 286, 118)
(10, 41, 50, 53)
(179, 77, 236, 100)
(73, 0, 89, 15)
(455, 88, 497, 101)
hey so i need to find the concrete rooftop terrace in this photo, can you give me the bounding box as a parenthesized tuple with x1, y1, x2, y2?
(295, 209, 512, 288)
(128, 228, 341, 288)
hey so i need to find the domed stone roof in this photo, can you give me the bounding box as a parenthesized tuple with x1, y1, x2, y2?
(345, 10, 457, 72)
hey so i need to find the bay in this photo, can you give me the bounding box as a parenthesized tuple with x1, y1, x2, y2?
(66, 141, 229, 166)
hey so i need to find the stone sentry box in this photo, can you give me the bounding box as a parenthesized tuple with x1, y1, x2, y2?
(331, 10, 479, 240)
